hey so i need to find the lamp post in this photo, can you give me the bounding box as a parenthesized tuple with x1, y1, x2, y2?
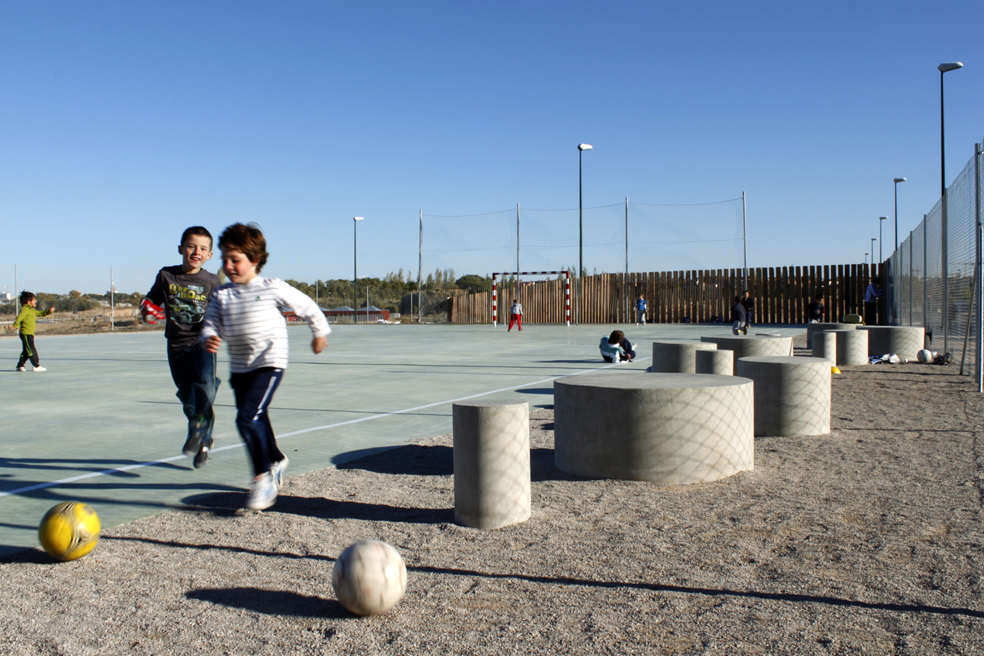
(893, 178, 906, 252)
(879, 217, 888, 262)
(577, 143, 592, 324)
(870, 238, 877, 271)
(353, 216, 364, 324)
(939, 62, 963, 353)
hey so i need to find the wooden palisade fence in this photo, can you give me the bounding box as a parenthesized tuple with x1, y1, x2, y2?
(448, 264, 884, 325)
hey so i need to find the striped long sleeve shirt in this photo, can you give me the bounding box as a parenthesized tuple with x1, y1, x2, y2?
(200, 277, 330, 373)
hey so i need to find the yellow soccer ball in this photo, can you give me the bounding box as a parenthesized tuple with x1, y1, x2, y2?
(38, 502, 101, 561)
(831, 366, 841, 374)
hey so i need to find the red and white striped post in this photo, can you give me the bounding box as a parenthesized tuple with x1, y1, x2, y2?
(491, 273, 498, 327)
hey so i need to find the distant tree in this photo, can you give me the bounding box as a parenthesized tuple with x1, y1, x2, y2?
(455, 275, 492, 293)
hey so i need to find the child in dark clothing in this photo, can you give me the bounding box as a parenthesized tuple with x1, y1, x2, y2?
(731, 296, 747, 335)
(599, 330, 636, 363)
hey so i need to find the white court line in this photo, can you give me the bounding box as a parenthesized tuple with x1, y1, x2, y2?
(0, 358, 647, 500)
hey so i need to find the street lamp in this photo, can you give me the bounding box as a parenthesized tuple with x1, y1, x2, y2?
(879, 217, 888, 262)
(939, 62, 963, 353)
(870, 238, 877, 270)
(578, 143, 592, 324)
(353, 216, 364, 324)
(893, 178, 906, 252)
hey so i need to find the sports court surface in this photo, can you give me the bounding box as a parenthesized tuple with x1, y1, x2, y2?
(0, 322, 802, 557)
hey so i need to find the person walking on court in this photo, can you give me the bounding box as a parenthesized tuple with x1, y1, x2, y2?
(508, 299, 523, 331)
(202, 222, 331, 511)
(731, 295, 747, 335)
(635, 293, 647, 325)
(143, 226, 221, 468)
(10, 291, 55, 372)
(740, 290, 754, 335)
(864, 277, 883, 326)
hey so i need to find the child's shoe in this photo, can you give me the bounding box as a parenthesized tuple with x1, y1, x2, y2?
(33, 366, 46, 372)
(270, 456, 289, 489)
(16, 366, 25, 372)
(193, 438, 212, 469)
(246, 473, 277, 510)
(182, 414, 209, 456)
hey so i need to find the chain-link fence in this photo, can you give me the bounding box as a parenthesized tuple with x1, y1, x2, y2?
(888, 140, 983, 387)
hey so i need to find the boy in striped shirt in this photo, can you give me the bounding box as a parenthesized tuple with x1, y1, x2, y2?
(202, 223, 330, 510)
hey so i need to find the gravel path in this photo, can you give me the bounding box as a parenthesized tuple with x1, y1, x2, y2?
(3, 338, 984, 655)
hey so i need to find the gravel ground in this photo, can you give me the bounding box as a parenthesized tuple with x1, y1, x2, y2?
(3, 336, 984, 655)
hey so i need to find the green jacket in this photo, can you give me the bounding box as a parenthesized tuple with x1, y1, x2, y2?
(13, 306, 52, 335)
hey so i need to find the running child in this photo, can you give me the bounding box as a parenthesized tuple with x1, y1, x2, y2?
(10, 291, 55, 372)
(201, 223, 330, 510)
(143, 226, 222, 468)
(635, 294, 647, 325)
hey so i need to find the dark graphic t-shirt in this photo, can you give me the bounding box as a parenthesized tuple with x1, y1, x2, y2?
(146, 266, 221, 352)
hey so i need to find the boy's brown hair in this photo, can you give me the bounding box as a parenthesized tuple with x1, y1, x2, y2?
(180, 226, 213, 250)
(218, 223, 269, 273)
(608, 330, 624, 345)
(19, 291, 36, 305)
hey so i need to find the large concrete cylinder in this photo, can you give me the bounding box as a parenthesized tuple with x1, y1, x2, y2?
(696, 348, 733, 375)
(554, 372, 754, 484)
(806, 322, 856, 348)
(828, 329, 868, 366)
(858, 326, 926, 359)
(452, 400, 531, 530)
(735, 356, 831, 437)
(699, 335, 794, 374)
(650, 339, 718, 373)
(812, 331, 837, 362)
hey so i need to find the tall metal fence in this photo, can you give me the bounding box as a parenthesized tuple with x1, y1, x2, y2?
(887, 140, 983, 387)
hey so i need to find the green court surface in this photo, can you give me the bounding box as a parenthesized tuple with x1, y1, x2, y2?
(0, 322, 802, 557)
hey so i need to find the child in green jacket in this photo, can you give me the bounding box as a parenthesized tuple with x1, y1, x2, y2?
(10, 291, 55, 372)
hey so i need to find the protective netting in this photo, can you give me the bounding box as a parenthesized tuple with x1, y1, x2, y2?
(420, 198, 745, 280)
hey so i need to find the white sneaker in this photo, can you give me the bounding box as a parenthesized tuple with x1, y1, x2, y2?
(16, 366, 25, 372)
(33, 366, 46, 372)
(270, 456, 289, 489)
(246, 473, 277, 510)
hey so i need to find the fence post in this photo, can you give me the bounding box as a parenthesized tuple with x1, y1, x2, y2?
(923, 216, 928, 331)
(976, 142, 983, 392)
(742, 191, 748, 288)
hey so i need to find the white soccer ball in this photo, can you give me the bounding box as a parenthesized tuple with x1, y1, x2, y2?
(332, 540, 408, 616)
(917, 349, 934, 363)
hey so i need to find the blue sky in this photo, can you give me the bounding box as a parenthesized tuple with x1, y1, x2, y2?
(2, 1, 982, 294)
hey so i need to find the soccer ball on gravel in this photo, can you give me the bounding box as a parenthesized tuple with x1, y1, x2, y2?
(38, 501, 101, 561)
(332, 540, 407, 616)
(917, 349, 934, 363)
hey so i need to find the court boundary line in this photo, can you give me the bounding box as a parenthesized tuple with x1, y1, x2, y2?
(0, 358, 646, 500)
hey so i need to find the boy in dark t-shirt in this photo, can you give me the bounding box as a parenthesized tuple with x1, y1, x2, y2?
(143, 227, 221, 468)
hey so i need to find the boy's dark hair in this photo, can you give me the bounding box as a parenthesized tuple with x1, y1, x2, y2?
(815, 293, 824, 300)
(218, 223, 269, 273)
(19, 291, 36, 305)
(180, 226, 213, 250)
(608, 330, 624, 344)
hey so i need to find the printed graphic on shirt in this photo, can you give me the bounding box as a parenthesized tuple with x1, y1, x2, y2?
(168, 283, 209, 326)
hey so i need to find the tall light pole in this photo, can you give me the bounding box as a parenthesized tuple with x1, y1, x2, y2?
(578, 143, 592, 324)
(879, 217, 888, 262)
(893, 178, 906, 252)
(939, 62, 963, 353)
(353, 216, 364, 324)
(870, 238, 877, 270)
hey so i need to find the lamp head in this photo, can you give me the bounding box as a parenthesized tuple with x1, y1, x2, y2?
(578, 144, 593, 151)
(879, 216, 888, 221)
(353, 216, 364, 222)
(938, 62, 963, 73)
(894, 177, 906, 183)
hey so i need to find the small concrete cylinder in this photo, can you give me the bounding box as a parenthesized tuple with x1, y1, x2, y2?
(806, 322, 856, 348)
(453, 400, 531, 530)
(699, 335, 794, 374)
(735, 356, 831, 437)
(827, 329, 868, 366)
(812, 331, 837, 362)
(858, 326, 926, 359)
(650, 340, 718, 374)
(554, 372, 754, 483)
(696, 348, 733, 375)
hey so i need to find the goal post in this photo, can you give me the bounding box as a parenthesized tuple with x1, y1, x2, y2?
(492, 270, 571, 327)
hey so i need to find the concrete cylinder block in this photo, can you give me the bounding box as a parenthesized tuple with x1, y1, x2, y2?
(858, 326, 926, 360)
(806, 322, 857, 348)
(650, 339, 718, 374)
(699, 335, 794, 374)
(696, 348, 733, 375)
(812, 331, 837, 362)
(554, 372, 754, 484)
(827, 329, 868, 366)
(453, 400, 531, 530)
(735, 356, 831, 437)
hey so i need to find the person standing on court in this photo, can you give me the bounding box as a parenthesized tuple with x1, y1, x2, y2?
(10, 291, 55, 372)
(507, 299, 523, 332)
(740, 290, 754, 335)
(634, 293, 647, 325)
(864, 277, 883, 326)
(731, 295, 747, 335)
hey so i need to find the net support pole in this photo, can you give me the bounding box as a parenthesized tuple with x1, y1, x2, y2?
(110, 267, 115, 332)
(14, 264, 18, 315)
(624, 198, 629, 323)
(976, 142, 983, 392)
(924, 216, 928, 332)
(516, 204, 521, 297)
(908, 232, 913, 326)
(418, 210, 423, 324)
(742, 191, 748, 289)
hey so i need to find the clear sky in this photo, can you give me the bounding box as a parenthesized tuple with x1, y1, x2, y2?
(2, 1, 982, 295)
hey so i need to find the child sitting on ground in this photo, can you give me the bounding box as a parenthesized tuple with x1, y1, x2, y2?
(599, 330, 636, 363)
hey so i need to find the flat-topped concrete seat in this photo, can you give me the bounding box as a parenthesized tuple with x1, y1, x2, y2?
(812, 330, 837, 362)
(806, 322, 857, 348)
(699, 335, 794, 374)
(826, 329, 868, 366)
(554, 372, 754, 484)
(735, 356, 831, 437)
(649, 339, 718, 374)
(696, 349, 733, 375)
(858, 326, 926, 360)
